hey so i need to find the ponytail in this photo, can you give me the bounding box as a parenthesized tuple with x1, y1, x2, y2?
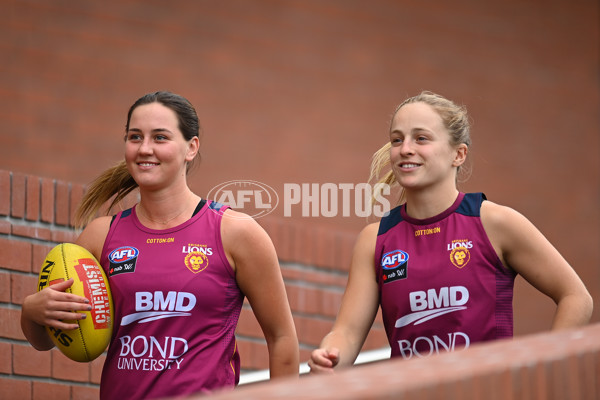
(74, 161, 138, 228)
(368, 141, 404, 208)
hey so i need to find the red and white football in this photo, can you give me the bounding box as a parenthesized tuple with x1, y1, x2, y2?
(37, 243, 114, 362)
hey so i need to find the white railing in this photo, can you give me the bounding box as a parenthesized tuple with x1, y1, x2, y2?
(239, 347, 391, 385)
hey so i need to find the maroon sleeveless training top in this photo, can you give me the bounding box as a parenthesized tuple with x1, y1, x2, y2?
(375, 193, 516, 360)
(99, 200, 243, 399)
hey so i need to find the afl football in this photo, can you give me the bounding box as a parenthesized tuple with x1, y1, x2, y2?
(37, 243, 113, 362)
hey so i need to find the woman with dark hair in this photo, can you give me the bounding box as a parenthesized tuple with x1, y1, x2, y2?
(21, 91, 299, 399)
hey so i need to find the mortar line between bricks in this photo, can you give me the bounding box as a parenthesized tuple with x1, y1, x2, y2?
(281, 262, 350, 277)
(0, 302, 25, 310)
(235, 335, 267, 344)
(289, 311, 338, 321)
(0, 337, 34, 345)
(1, 215, 78, 233)
(0, 373, 100, 387)
(283, 279, 346, 292)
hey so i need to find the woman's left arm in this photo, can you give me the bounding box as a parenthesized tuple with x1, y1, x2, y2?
(481, 201, 593, 329)
(221, 210, 299, 378)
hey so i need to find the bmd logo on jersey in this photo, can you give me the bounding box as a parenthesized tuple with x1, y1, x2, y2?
(381, 249, 408, 283)
(109, 246, 139, 277)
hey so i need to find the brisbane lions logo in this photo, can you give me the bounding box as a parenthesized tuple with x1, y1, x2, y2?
(450, 247, 471, 269)
(184, 252, 209, 274)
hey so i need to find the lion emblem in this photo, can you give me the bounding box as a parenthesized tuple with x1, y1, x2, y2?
(184, 251, 209, 273)
(450, 246, 471, 269)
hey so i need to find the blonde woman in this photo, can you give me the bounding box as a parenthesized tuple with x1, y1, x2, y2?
(309, 91, 592, 372)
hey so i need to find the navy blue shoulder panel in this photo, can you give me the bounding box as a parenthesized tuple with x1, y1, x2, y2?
(208, 200, 227, 213)
(456, 192, 487, 217)
(378, 205, 404, 236)
(110, 207, 133, 226)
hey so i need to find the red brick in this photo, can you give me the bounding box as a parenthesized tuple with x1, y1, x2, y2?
(0, 377, 31, 400)
(333, 231, 356, 272)
(210, 325, 600, 400)
(51, 348, 90, 383)
(0, 342, 11, 374)
(32, 381, 70, 400)
(90, 354, 106, 384)
(238, 340, 269, 371)
(299, 348, 312, 367)
(291, 222, 310, 266)
(256, 215, 274, 239)
(312, 225, 337, 268)
(320, 288, 343, 317)
(580, 350, 600, 399)
(0, 170, 10, 216)
(40, 177, 54, 224)
(0, 272, 10, 303)
(0, 219, 10, 234)
(32, 243, 54, 274)
(294, 315, 333, 347)
(362, 325, 384, 348)
(55, 180, 69, 226)
(285, 284, 321, 315)
(13, 343, 51, 377)
(25, 175, 40, 222)
(12, 273, 38, 305)
(0, 308, 26, 340)
(11, 225, 52, 241)
(69, 183, 85, 227)
(0, 238, 32, 272)
(71, 385, 100, 400)
(51, 229, 77, 243)
(11, 172, 26, 219)
(236, 340, 253, 371)
(280, 264, 347, 288)
(236, 307, 263, 339)
(270, 217, 293, 262)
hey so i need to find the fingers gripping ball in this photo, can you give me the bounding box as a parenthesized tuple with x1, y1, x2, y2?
(37, 243, 114, 362)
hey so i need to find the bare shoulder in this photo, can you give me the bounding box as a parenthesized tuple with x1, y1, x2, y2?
(220, 209, 273, 256)
(480, 199, 549, 267)
(361, 221, 380, 236)
(75, 216, 112, 260)
(350, 221, 380, 273)
(220, 209, 265, 239)
(480, 200, 532, 237)
(356, 222, 380, 249)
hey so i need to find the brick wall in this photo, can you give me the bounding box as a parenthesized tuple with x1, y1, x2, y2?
(0, 170, 102, 399)
(4, 170, 597, 400)
(202, 323, 600, 400)
(1, 1, 599, 398)
(1, 0, 598, 333)
(0, 168, 388, 399)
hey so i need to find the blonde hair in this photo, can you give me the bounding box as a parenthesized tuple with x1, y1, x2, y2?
(74, 91, 201, 228)
(369, 91, 471, 206)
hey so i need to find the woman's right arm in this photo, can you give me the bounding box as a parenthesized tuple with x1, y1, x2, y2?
(20, 216, 111, 351)
(308, 222, 380, 373)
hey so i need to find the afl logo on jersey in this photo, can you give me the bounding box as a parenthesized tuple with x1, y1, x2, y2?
(109, 246, 139, 277)
(381, 249, 408, 283)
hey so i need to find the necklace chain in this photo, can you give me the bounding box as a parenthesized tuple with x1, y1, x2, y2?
(137, 204, 189, 225)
